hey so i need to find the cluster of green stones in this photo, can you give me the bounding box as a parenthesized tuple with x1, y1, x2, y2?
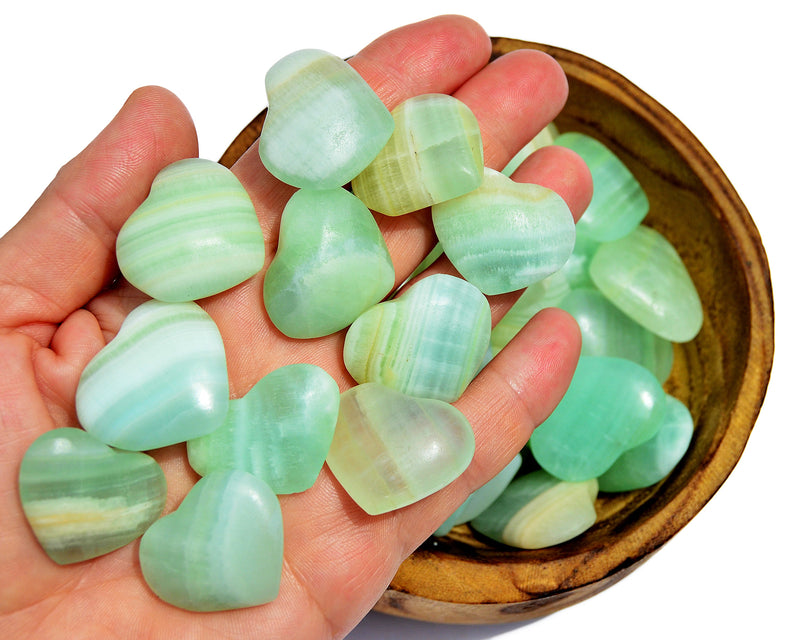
(17, 46, 701, 613)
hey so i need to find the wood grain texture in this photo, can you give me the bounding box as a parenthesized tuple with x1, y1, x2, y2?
(219, 37, 774, 624)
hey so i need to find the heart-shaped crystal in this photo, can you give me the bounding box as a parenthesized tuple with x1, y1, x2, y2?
(326, 383, 475, 515)
(116, 158, 265, 302)
(76, 300, 229, 451)
(18, 428, 166, 564)
(343, 274, 490, 402)
(139, 470, 283, 612)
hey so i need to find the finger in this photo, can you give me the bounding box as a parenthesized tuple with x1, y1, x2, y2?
(0, 86, 198, 340)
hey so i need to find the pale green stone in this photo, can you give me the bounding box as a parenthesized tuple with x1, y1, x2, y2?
(555, 131, 649, 242)
(589, 224, 703, 343)
(18, 428, 166, 565)
(139, 470, 283, 612)
(116, 158, 265, 302)
(76, 300, 229, 451)
(432, 168, 576, 295)
(263, 187, 395, 339)
(343, 274, 490, 403)
(529, 356, 667, 482)
(187, 364, 340, 494)
(258, 49, 394, 189)
(559, 288, 674, 383)
(434, 454, 521, 536)
(351, 93, 483, 216)
(502, 122, 560, 176)
(471, 470, 598, 549)
(326, 383, 475, 515)
(561, 227, 601, 289)
(598, 394, 694, 492)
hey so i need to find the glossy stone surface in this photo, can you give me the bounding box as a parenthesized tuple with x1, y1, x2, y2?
(343, 274, 490, 402)
(18, 428, 166, 565)
(139, 470, 282, 612)
(434, 454, 521, 536)
(76, 300, 229, 451)
(258, 48, 394, 189)
(559, 288, 674, 383)
(432, 168, 575, 295)
(561, 228, 601, 290)
(263, 187, 395, 339)
(326, 383, 475, 515)
(590, 224, 703, 343)
(555, 131, 649, 242)
(599, 394, 694, 492)
(116, 158, 264, 302)
(471, 471, 598, 549)
(529, 356, 667, 482)
(188, 364, 340, 494)
(351, 93, 483, 216)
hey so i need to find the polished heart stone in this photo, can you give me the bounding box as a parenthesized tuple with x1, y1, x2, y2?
(434, 453, 521, 536)
(351, 93, 483, 216)
(343, 274, 490, 403)
(116, 158, 265, 302)
(263, 187, 395, 339)
(559, 288, 674, 383)
(470, 470, 598, 549)
(555, 131, 649, 242)
(76, 300, 229, 451)
(18, 428, 166, 565)
(432, 168, 575, 295)
(258, 48, 394, 189)
(590, 224, 703, 342)
(599, 394, 694, 492)
(529, 356, 667, 482)
(188, 363, 340, 494)
(326, 383, 475, 515)
(139, 470, 283, 612)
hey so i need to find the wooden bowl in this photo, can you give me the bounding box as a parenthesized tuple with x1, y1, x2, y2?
(220, 37, 774, 624)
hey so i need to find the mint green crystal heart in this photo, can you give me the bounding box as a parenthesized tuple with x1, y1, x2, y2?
(470, 470, 598, 549)
(116, 158, 265, 302)
(263, 187, 395, 339)
(555, 131, 649, 242)
(76, 300, 229, 451)
(326, 383, 475, 515)
(598, 394, 694, 492)
(589, 224, 703, 343)
(258, 48, 394, 189)
(529, 356, 667, 482)
(351, 93, 483, 216)
(343, 274, 490, 403)
(139, 470, 283, 612)
(188, 363, 340, 494)
(18, 428, 166, 565)
(432, 168, 575, 295)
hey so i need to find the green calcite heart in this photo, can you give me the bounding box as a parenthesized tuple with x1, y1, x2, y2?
(18, 428, 166, 565)
(188, 364, 340, 494)
(554, 131, 649, 242)
(258, 48, 394, 189)
(470, 470, 598, 549)
(529, 356, 667, 482)
(76, 300, 229, 451)
(139, 470, 283, 612)
(263, 187, 395, 339)
(351, 93, 483, 216)
(434, 453, 521, 536)
(589, 224, 703, 343)
(326, 383, 475, 515)
(116, 158, 265, 302)
(559, 288, 674, 383)
(343, 274, 490, 403)
(599, 394, 694, 492)
(432, 168, 575, 295)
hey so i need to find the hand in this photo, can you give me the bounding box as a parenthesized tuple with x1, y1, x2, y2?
(0, 15, 591, 639)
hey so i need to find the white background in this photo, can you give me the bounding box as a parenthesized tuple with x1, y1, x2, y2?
(1, 2, 794, 638)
